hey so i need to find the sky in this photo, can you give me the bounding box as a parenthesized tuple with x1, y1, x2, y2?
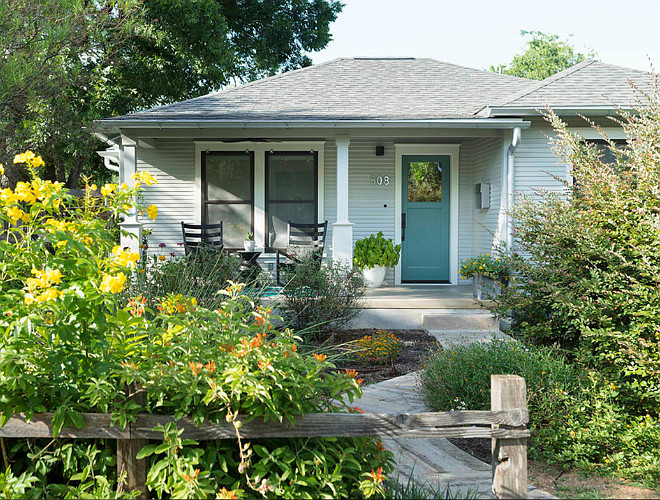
(311, 0, 660, 73)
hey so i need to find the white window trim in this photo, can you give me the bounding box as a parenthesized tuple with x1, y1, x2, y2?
(394, 144, 460, 285)
(194, 141, 325, 250)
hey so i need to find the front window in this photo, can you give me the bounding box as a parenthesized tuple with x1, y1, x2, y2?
(265, 151, 318, 250)
(202, 151, 254, 249)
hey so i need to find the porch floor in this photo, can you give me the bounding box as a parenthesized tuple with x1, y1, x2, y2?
(363, 285, 488, 309)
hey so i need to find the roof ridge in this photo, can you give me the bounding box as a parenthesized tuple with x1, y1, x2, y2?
(496, 59, 597, 106)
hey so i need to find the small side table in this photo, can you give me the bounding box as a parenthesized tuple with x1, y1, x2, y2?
(234, 251, 262, 269)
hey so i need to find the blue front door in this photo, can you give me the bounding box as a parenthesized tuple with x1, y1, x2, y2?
(401, 155, 450, 282)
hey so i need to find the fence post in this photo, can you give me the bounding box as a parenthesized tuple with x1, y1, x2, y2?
(117, 385, 148, 499)
(491, 374, 528, 499)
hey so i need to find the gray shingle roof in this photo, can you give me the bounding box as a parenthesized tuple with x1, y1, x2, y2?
(492, 60, 655, 110)
(105, 57, 534, 122)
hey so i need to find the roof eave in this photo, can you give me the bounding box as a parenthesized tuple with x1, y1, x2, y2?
(94, 118, 532, 132)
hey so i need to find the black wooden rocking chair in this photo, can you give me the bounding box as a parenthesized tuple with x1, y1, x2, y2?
(275, 220, 328, 284)
(180, 221, 224, 256)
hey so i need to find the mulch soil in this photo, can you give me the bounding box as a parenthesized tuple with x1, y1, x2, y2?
(315, 329, 438, 385)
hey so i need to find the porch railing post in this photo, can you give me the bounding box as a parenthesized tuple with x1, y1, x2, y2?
(491, 374, 528, 499)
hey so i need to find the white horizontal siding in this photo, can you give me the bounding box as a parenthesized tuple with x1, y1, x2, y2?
(516, 126, 567, 196)
(470, 137, 503, 256)
(136, 140, 196, 254)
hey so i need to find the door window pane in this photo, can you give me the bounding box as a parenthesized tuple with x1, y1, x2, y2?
(408, 161, 442, 202)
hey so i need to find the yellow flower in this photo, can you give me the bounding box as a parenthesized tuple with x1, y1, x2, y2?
(158, 255, 166, 261)
(13, 182, 36, 204)
(5, 206, 27, 225)
(100, 272, 127, 294)
(88, 183, 97, 192)
(119, 182, 128, 190)
(145, 204, 158, 220)
(100, 184, 116, 196)
(112, 246, 140, 268)
(132, 170, 157, 186)
(45, 219, 68, 232)
(0, 164, 4, 176)
(40, 288, 60, 302)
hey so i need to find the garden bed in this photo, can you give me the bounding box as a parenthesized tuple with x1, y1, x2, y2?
(315, 329, 437, 385)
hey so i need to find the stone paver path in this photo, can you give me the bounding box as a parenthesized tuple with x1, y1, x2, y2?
(353, 341, 556, 499)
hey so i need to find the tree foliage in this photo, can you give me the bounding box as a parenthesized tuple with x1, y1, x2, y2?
(0, 0, 342, 188)
(491, 30, 596, 80)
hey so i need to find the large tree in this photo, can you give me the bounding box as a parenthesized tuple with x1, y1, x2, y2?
(0, 0, 343, 188)
(491, 30, 596, 81)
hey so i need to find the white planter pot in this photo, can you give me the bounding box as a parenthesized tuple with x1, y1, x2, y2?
(243, 240, 255, 252)
(363, 265, 387, 288)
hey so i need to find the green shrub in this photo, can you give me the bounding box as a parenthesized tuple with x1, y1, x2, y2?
(490, 88, 660, 415)
(280, 256, 365, 337)
(420, 340, 660, 486)
(353, 232, 401, 269)
(0, 158, 392, 499)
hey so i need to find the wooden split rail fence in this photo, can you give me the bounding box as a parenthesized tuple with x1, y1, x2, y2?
(0, 375, 530, 499)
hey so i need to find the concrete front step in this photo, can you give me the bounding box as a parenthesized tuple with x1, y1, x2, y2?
(422, 311, 499, 331)
(347, 309, 500, 331)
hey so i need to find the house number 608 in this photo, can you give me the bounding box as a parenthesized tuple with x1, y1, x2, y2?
(370, 176, 390, 186)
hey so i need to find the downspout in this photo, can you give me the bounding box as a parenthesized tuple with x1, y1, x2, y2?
(506, 127, 522, 250)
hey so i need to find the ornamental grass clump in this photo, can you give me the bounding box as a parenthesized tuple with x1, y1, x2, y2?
(0, 154, 393, 499)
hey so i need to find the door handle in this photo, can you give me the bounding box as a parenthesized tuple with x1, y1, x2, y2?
(401, 213, 406, 241)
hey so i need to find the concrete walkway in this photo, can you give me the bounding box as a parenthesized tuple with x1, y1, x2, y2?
(353, 333, 556, 499)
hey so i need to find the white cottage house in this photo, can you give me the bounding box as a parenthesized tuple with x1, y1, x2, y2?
(94, 57, 651, 285)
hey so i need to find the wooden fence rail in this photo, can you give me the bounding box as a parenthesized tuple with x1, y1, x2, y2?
(0, 375, 529, 499)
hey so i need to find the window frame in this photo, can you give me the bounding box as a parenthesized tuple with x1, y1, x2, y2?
(264, 150, 319, 251)
(201, 150, 255, 249)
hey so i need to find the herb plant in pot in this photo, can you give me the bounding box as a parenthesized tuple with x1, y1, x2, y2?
(353, 231, 401, 288)
(244, 231, 255, 252)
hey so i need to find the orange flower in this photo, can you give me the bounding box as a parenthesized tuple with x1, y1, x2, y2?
(182, 469, 199, 483)
(189, 361, 202, 375)
(357, 378, 364, 385)
(205, 361, 216, 374)
(313, 353, 327, 362)
(369, 467, 385, 484)
(350, 406, 365, 414)
(345, 368, 358, 378)
(375, 440, 385, 452)
(258, 360, 271, 370)
(218, 487, 238, 500)
(250, 333, 264, 348)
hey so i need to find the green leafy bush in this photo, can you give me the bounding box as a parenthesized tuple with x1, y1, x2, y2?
(490, 90, 660, 414)
(458, 253, 508, 280)
(0, 157, 391, 499)
(420, 339, 660, 485)
(353, 232, 401, 269)
(281, 256, 365, 337)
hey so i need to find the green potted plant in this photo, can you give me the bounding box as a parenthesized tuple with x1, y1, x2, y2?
(353, 231, 401, 288)
(244, 231, 255, 252)
(459, 253, 509, 299)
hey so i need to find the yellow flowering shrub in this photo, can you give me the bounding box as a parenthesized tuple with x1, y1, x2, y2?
(353, 330, 402, 365)
(0, 154, 393, 499)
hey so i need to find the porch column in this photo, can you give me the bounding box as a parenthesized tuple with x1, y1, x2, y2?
(332, 135, 354, 266)
(119, 134, 142, 254)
